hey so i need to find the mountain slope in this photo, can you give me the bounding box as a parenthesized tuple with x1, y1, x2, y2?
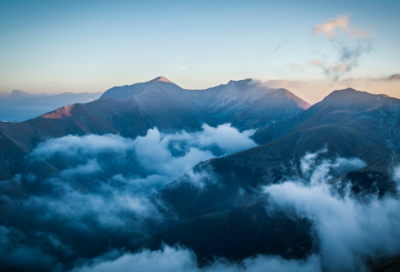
(150, 154, 400, 264)
(253, 88, 400, 145)
(0, 77, 309, 179)
(150, 91, 400, 262)
(158, 89, 400, 220)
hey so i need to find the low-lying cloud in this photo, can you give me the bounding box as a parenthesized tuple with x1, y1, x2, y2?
(23, 123, 257, 228)
(69, 150, 398, 272)
(72, 245, 322, 272)
(0, 123, 258, 271)
(0, 226, 57, 272)
(265, 151, 400, 272)
(1, 129, 399, 271)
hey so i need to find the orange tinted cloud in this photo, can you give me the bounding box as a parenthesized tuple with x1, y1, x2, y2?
(312, 14, 368, 39)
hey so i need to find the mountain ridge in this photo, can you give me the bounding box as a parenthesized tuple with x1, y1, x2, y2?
(157, 88, 400, 221)
(0, 77, 310, 179)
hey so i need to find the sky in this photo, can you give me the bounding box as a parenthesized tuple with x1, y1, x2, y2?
(0, 0, 399, 103)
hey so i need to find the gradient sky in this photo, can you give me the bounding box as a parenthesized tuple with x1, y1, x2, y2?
(0, 0, 399, 103)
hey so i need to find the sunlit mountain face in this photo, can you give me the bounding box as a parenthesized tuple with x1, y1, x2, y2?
(1, 1, 400, 271)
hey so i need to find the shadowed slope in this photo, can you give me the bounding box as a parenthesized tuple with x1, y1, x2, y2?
(0, 77, 309, 179)
(159, 89, 400, 221)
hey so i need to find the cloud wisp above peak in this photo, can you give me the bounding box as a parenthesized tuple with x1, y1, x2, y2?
(312, 14, 369, 39)
(247, 78, 305, 89)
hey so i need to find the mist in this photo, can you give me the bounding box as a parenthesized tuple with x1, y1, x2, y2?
(1, 128, 399, 271)
(66, 150, 400, 272)
(72, 245, 321, 272)
(264, 151, 400, 272)
(0, 124, 258, 271)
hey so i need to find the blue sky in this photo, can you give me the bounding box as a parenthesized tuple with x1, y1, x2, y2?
(0, 0, 399, 102)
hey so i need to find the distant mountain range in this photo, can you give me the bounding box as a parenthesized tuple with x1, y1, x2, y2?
(0, 90, 103, 122)
(7, 90, 48, 100)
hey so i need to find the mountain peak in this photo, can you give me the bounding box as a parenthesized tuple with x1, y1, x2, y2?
(325, 88, 372, 102)
(152, 76, 173, 83)
(8, 90, 31, 99)
(317, 88, 397, 112)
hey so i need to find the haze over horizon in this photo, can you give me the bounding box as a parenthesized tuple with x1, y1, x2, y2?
(0, 0, 399, 103)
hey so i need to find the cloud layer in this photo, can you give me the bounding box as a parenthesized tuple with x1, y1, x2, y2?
(0, 124, 258, 271)
(1, 129, 399, 271)
(265, 151, 400, 272)
(72, 245, 322, 272)
(66, 150, 400, 272)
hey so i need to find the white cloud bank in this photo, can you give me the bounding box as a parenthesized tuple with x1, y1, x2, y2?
(264, 151, 400, 272)
(21, 123, 257, 231)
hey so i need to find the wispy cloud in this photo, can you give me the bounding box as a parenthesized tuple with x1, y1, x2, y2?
(387, 74, 400, 81)
(339, 73, 400, 85)
(272, 44, 282, 53)
(311, 14, 374, 81)
(311, 44, 372, 81)
(312, 14, 368, 39)
(272, 40, 286, 53)
(248, 78, 304, 89)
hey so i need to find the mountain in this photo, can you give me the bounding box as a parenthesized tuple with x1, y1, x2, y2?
(0, 91, 103, 122)
(336, 154, 400, 199)
(0, 77, 309, 179)
(158, 88, 400, 220)
(372, 255, 400, 272)
(100, 76, 310, 129)
(7, 90, 36, 100)
(147, 91, 400, 263)
(253, 88, 400, 146)
(148, 154, 400, 264)
(1, 81, 399, 270)
(144, 200, 314, 264)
